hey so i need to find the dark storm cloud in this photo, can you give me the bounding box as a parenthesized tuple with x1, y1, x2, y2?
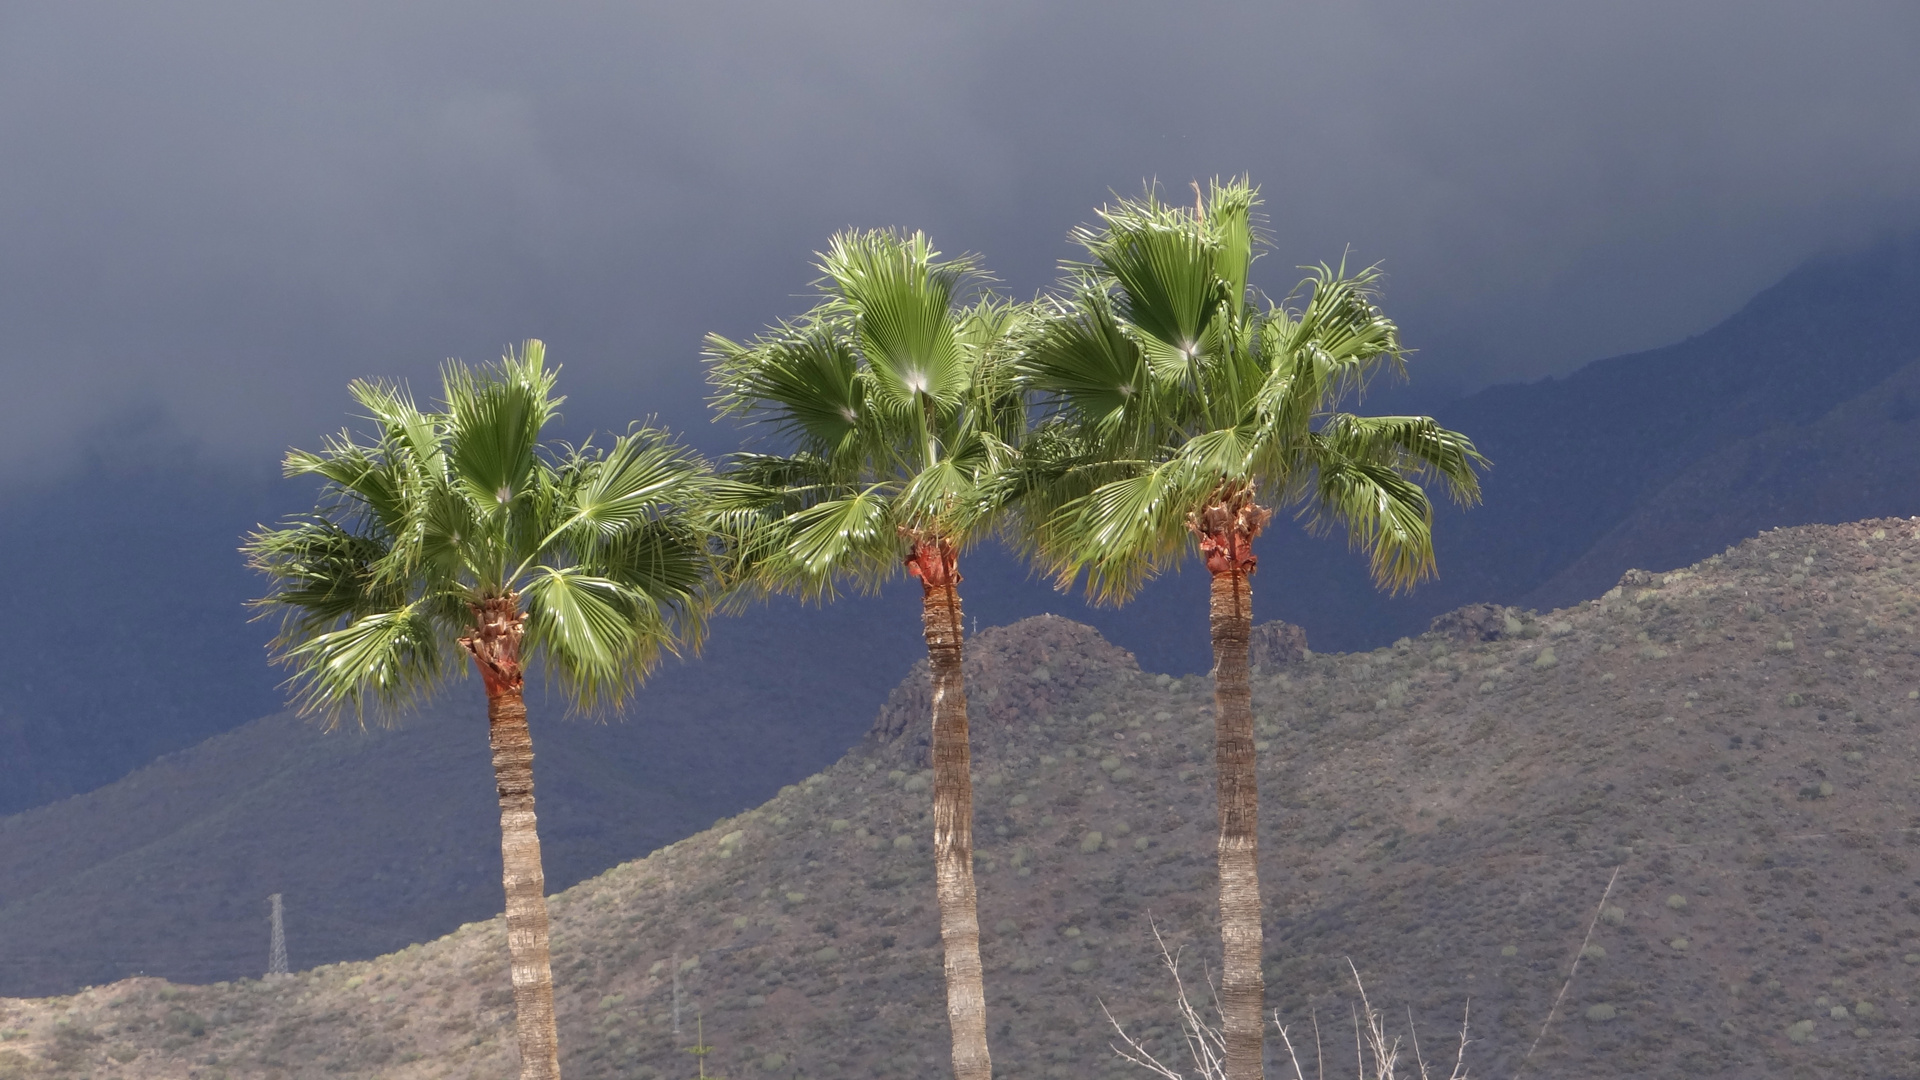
(3, 1, 1916, 470)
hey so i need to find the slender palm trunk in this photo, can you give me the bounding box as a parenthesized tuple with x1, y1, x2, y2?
(1192, 491, 1273, 1080)
(1210, 569, 1263, 1080)
(465, 597, 562, 1080)
(908, 537, 992, 1080)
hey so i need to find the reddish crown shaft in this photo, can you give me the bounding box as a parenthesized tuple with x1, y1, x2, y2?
(461, 594, 526, 697)
(1189, 490, 1273, 576)
(904, 535, 961, 593)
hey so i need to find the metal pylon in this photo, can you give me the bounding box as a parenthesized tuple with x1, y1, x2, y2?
(267, 893, 288, 978)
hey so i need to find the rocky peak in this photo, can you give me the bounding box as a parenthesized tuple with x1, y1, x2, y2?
(865, 614, 1141, 765)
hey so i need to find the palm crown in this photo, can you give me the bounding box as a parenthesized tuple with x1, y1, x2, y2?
(246, 341, 713, 716)
(1014, 178, 1485, 600)
(706, 229, 1026, 597)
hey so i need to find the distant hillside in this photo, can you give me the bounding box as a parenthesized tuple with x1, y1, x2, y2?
(5, 518, 1920, 1079)
(1527, 352, 1920, 608)
(0, 672, 881, 998)
(1258, 234, 1920, 649)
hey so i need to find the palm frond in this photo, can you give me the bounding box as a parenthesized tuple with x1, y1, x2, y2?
(1205, 176, 1259, 312)
(442, 341, 559, 511)
(244, 517, 404, 642)
(1316, 414, 1486, 505)
(1074, 187, 1227, 370)
(1047, 461, 1214, 603)
(767, 487, 900, 598)
(522, 567, 679, 710)
(552, 428, 708, 544)
(706, 325, 868, 456)
(278, 603, 452, 722)
(1018, 286, 1151, 438)
(818, 229, 976, 415)
(1303, 436, 1438, 592)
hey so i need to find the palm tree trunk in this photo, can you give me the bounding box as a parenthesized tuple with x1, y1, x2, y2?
(909, 537, 992, 1080)
(489, 685, 562, 1080)
(465, 597, 562, 1080)
(1191, 489, 1273, 1080)
(1210, 568, 1264, 1080)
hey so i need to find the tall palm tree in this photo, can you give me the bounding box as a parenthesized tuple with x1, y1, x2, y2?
(245, 342, 713, 1080)
(1012, 180, 1484, 1080)
(706, 230, 1023, 1080)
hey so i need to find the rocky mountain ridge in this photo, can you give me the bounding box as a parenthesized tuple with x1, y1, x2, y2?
(6, 518, 1920, 1078)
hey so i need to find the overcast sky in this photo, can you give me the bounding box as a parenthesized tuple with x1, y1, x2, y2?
(4, 1, 1917, 474)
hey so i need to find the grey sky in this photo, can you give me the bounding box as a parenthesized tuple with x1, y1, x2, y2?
(4, 1, 1917, 471)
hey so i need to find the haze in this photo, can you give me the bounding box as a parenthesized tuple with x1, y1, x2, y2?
(4, 1, 1917, 475)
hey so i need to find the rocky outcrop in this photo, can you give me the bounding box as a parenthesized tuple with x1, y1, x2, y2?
(1427, 602, 1511, 642)
(1248, 620, 1308, 670)
(866, 614, 1141, 765)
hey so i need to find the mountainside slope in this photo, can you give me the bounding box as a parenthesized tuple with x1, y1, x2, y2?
(1261, 234, 1920, 649)
(0, 681, 868, 997)
(6, 518, 1920, 1079)
(1527, 353, 1920, 609)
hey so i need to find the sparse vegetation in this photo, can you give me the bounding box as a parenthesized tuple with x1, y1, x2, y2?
(3, 518, 1919, 1078)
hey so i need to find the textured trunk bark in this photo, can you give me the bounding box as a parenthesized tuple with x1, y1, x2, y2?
(908, 537, 992, 1080)
(465, 596, 562, 1080)
(1191, 488, 1272, 1080)
(1210, 569, 1264, 1080)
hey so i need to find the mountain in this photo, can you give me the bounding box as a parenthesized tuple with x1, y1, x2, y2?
(1259, 234, 1920, 649)
(4, 517, 1919, 1079)
(0, 652, 893, 998)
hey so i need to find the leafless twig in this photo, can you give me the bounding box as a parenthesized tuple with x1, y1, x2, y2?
(1108, 925, 1469, 1079)
(1514, 865, 1620, 1079)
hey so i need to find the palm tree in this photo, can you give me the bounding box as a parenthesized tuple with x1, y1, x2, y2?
(705, 230, 1023, 1080)
(1012, 180, 1484, 1080)
(245, 342, 713, 1080)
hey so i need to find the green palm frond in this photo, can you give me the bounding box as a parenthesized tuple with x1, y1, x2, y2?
(441, 341, 558, 512)
(706, 326, 867, 455)
(1316, 413, 1486, 505)
(278, 602, 452, 721)
(521, 566, 683, 710)
(773, 487, 899, 597)
(706, 230, 1029, 599)
(1205, 176, 1259, 310)
(1018, 286, 1151, 439)
(1015, 178, 1485, 598)
(1302, 440, 1437, 593)
(818, 230, 978, 415)
(1074, 189, 1227, 372)
(247, 341, 718, 723)
(1047, 463, 1207, 603)
(245, 517, 402, 641)
(552, 428, 708, 545)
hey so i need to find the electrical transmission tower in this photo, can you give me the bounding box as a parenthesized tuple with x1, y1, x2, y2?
(267, 893, 288, 978)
